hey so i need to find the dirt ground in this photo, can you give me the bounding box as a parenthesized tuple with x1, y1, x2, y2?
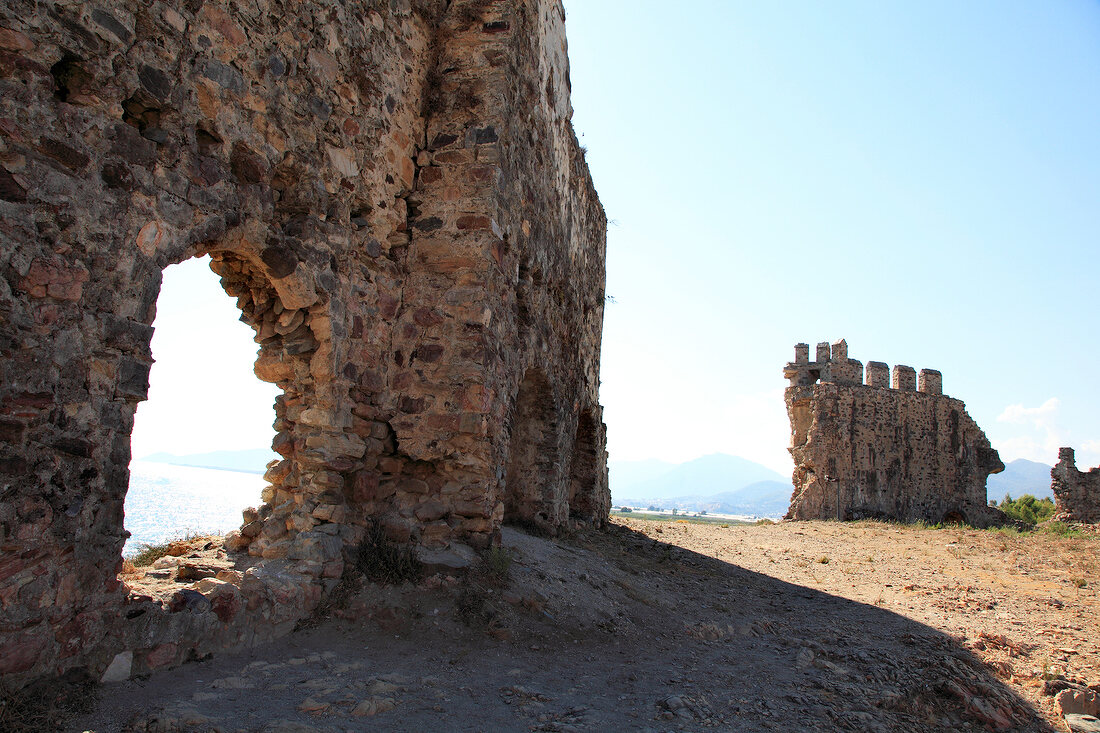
(68, 519, 1099, 732)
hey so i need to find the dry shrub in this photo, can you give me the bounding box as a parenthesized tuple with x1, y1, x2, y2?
(128, 532, 211, 567)
(456, 546, 515, 630)
(476, 546, 513, 587)
(355, 521, 422, 585)
(0, 671, 97, 733)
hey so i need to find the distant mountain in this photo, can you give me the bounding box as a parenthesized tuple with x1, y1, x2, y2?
(608, 458, 677, 492)
(139, 448, 278, 475)
(630, 480, 793, 517)
(610, 453, 792, 516)
(987, 459, 1053, 501)
(612, 453, 787, 504)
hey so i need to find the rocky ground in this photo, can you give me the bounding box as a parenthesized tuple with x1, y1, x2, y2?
(67, 519, 1100, 732)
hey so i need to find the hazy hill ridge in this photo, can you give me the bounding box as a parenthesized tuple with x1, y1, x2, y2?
(610, 454, 1056, 518)
(986, 459, 1054, 501)
(140, 450, 1053, 514)
(140, 448, 278, 475)
(611, 453, 792, 517)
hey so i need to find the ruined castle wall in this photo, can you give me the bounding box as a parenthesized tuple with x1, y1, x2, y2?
(1051, 448, 1100, 523)
(784, 340, 1004, 526)
(491, 2, 608, 529)
(0, 0, 607, 687)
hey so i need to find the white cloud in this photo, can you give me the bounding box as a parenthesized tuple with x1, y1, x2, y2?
(997, 397, 1060, 426)
(992, 399, 1100, 467)
(993, 398, 1067, 464)
(1077, 440, 1100, 469)
(990, 435, 1041, 462)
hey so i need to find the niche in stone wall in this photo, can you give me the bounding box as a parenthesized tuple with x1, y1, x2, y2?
(124, 255, 279, 558)
(567, 410, 599, 521)
(789, 401, 812, 447)
(515, 261, 542, 339)
(503, 369, 558, 529)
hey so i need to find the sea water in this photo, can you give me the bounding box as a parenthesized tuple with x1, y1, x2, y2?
(123, 461, 266, 556)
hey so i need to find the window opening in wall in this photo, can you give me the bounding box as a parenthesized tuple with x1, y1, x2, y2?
(124, 255, 279, 560)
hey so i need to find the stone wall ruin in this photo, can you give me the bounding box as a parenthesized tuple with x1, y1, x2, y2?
(0, 0, 608, 687)
(1051, 448, 1100, 523)
(783, 339, 1005, 526)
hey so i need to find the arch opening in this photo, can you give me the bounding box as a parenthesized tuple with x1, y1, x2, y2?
(942, 510, 967, 526)
(124, 255, 278, 560)
(502, 369, 559, 531)
(118, 246, 336, 596)
(567, 410, 599, 523)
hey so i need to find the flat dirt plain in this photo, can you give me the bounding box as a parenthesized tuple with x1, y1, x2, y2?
(68, 519, 1099, 732)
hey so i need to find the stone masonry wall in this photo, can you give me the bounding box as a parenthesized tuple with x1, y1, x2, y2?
(783, 340, 1004, 526)
(0, 0, 607, 688)
(1051, 448, 1100, 523)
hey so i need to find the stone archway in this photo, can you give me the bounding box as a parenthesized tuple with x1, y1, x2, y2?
(567, 409, 601, 525)
(502, 369, 560, 532)
(942, 510, 967, 525)
(0, 0, 611, 689)
(122, 222, 357, 567)
(122, 254, 277, 552)
(81, 227, 364, 678)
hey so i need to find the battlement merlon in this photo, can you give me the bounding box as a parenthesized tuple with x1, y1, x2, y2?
(825, 357, 862, 386)
(785, 340, 944, 395)
(892, 365, 916, 391)
(865, 361, 890, 388)
(918, 369, 943, 395)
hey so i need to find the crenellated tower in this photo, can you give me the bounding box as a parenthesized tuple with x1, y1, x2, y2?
(783, 339, 1004, 526)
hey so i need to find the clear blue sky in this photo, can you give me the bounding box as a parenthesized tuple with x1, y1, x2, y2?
(134, 2, 1100, 478)
(563, 0, 1100, 473)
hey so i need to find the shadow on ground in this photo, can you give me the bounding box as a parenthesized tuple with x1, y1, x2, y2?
(69, 523, 1054, 732)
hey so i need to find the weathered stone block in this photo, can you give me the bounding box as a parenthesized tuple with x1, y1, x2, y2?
(414, 500, 448, 522)
(0, 628, 47, 675)
(288, 532, 342, 564)
(142, 643, 178, 671)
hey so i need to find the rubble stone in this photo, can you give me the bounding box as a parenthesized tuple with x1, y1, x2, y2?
(1057, 688, 1100, 718)
(783, 340, 1005, 526)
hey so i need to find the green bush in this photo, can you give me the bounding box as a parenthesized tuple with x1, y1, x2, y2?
(1040, 521, 1079, 538)
(997, 494, 1055, 525)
